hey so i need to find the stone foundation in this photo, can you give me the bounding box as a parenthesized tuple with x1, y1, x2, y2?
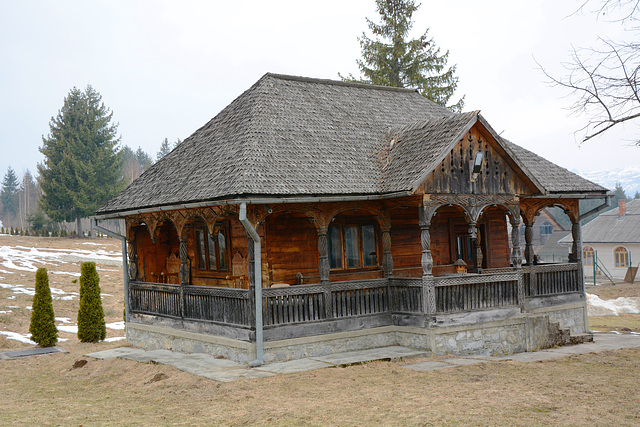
(126, 302, 589, 365)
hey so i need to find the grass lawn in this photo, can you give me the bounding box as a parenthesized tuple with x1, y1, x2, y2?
(1, 235, 639, 425)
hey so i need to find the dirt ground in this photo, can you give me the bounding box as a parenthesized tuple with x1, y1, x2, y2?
(1, 235, 640, 426)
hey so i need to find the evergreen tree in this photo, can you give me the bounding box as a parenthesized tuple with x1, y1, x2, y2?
(38, 86, 124, 236)
(634, 191, 640, 199)
(156, 138, 172, 161)
(342, 0, 464, 112)
(1, 166, 19, 217)
(77, 262, 106, 342)
(135, 147, 154, 171)
(29, 268, 58, 347)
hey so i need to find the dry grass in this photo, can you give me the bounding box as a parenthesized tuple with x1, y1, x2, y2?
(2, 236, 640, 426)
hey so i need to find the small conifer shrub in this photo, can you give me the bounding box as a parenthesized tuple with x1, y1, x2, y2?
(77, 262, 106, 342)
(29, 268, 58, 347)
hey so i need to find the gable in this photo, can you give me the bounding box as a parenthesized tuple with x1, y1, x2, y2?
(416, 124, 538, 196)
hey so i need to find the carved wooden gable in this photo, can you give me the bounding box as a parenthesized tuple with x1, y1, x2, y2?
(417, 124, 538, 196)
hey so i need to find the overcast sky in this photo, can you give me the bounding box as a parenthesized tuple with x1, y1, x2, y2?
(1, 0, 638, 184)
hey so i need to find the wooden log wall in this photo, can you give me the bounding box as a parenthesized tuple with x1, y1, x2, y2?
(265, 212, 319, 285)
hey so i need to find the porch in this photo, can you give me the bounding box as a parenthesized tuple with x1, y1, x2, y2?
(125, 262, 588, 362)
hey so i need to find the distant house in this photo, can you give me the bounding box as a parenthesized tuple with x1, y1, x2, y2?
(95, 74, 607, 364)
(578, 199, 640, 280)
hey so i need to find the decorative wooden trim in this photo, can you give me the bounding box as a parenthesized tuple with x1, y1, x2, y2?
(422, 193, 520, 224)
(520, 198, 579, 225)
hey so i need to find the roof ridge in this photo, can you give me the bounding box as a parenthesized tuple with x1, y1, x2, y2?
(264, 72, 421, 94)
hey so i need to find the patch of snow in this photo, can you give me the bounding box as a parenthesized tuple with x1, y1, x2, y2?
(0, 331, 36, 345)
(7, 296, 15, 300)
(55, 317, 72, 323)
(50, 271, 81, 277)
(81, 242, 105, 246)
(57, 325, 78, 334)
(0, 310, 12, 314)
(25, 306, 32, 310)
(103, 336, 126, 342)
(7, 306, 19, 308)
(106, 321, 125, 330)
(587, 293, 640, 316)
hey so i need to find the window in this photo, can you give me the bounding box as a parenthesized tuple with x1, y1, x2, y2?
(614, 247, 629, 268)
(328, 221, 378, 270)
(541, 221, 552, 235)
(583, 246, 595, 267)
(196, 223, 229, 272)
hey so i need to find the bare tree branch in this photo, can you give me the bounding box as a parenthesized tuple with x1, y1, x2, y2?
(540, 1, 640, 145)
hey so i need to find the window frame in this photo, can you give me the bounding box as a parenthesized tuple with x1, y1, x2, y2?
(614, 246, 629, 268)
(583, 246, 595, 267)
(195, 221, 230, 273)
(327, 218, 380, 271)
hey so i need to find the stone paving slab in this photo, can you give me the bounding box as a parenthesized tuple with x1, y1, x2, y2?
(198, 367, 276, 382)
(403, 361, 457, 371)
(440, 357, 487, 366)
(311, 346, 429, 367)
(85, 347, 144, 360)
(0, 346, 67, 359)
(119, 349, 179, 364)
(255, 358, 335, 374)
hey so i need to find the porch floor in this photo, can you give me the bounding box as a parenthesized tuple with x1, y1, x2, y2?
(85, 333, 640, 382)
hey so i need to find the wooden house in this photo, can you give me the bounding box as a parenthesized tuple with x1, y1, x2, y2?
(95, 74, 609, 364)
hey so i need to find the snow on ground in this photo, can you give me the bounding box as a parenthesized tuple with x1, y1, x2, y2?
(0, 331, 35, 345)
(587, 293, 640, 316)
(0, 282, 79, 300)
(0, 244, 122, 273)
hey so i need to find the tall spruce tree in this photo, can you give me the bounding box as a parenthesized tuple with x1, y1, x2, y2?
(38, 86, 124, 236)
(342, 0, 464, 112)
(1, 166, 19, 219)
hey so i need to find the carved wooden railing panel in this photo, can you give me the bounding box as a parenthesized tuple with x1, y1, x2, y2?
(262, 284, 327, 326)
(388, 278, 423, 312)
(434, 273, 520, 314)
(129, 282, 251, 326)
(330, 279, 389, 318)
(129, 282, 181, 318)
(523, 263, 581, 297)
(183, 286, 250, 326)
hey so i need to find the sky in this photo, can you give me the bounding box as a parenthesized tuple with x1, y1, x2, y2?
(0, 0, 638, 187)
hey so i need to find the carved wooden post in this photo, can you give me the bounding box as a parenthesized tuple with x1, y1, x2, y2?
(468, 222, 482, 273)
(179, 238, 189, 285)
(510, 219, 523, 269)
(571, 220, 582, 263)
(509, 219, 525, 310)
(571, 219, 585, 293)
(524, 223, 533, 265)
(127, 238, 138, 281)
(381, 226, 393, 278)
(419, 207, 436, 316)
(317, 227, 330, 285)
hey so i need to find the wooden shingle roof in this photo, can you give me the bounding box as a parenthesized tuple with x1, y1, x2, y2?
(97, 73, 607, 215)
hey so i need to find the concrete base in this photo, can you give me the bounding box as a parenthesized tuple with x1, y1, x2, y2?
(125, 301, 589, 364)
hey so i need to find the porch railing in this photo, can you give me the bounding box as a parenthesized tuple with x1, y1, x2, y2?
(129, 263, 583, 330)
(434, 272, 520, 314)
(129, 282, 251, 326)
(523, 263, 582, 297)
